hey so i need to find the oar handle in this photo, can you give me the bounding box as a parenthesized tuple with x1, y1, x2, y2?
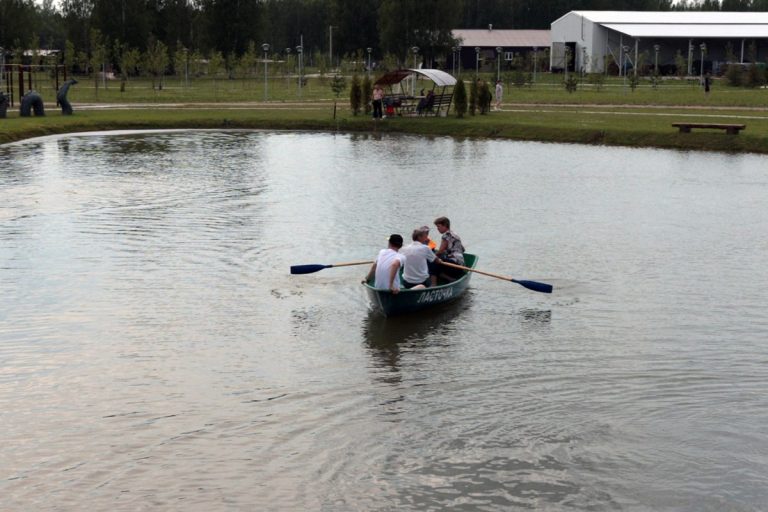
(328, 260, 374, 268)
(439, 261, 512, 281)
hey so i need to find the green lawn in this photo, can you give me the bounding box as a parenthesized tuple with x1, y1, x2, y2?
(2, 72, 767, 153)
(8, 71, 768, 107)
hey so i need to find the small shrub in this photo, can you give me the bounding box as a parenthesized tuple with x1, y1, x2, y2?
(629, 73, 639, 91)
(564, 74, 578, 93)
(330, 74, 346, 98)
(453, 79, 467, 118)
(349, 74, 361, 115)
(469, 79, 478, 116)
(511, 69, 526, 87)
(361, 75, 372, 115)
(725, 64, 743, 87)
(588, 72, 605, 91)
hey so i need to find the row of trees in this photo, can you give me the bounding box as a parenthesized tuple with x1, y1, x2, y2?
(5, 0, 768, 69)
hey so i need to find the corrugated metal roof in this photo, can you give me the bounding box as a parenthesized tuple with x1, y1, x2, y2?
(572, 10, 768, 24)
(602, 23, 768, 38)
(452, 29, 551, 48)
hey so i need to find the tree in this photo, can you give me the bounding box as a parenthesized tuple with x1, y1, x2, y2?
(453, 79, 467, 118)
(331, 73, 346, 98)
(61, 0, 95, 52)
(378, 0, 462, 60)
(144, 36, 169, 90)
(89, 28, 107, 95)
(207, 50, 224, 96)
(746, 41, 764, 87)
(478, 81, 492, 113)
(674, 50, 686, 79)
(361, 74, 372, 115)
(174, 42, 189, 85)
(117, 42, 140, 92)
(64, 39, 76, 75)
(349, 74, 362, 115)
(469, 78, 478, 116)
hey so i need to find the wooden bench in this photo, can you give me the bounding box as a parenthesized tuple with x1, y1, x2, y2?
(672, 122, 746, 135)
(421, 93, 453, 117)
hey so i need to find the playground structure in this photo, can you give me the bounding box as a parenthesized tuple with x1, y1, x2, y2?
(1, 63, 67, 108)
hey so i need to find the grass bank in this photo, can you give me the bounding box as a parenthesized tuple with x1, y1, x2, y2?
(2, 103, 768, 154)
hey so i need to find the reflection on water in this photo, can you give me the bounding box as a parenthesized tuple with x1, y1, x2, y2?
(362, 295, 472, 384)
(1, 130, 768, 511)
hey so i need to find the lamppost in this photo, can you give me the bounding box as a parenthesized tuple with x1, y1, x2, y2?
(452, 46, 458, 76)
(654, 44, 660, 75)
(296, 44, 303, 98)
(622, 45, 629, 93)
(329, 25, 335, 70)
(411, 46, 419, 96)
(533, 47, 538, 83)
(700, 42, 706, 82)
(564, 46, 571, 83)
(262, 43, 270, 101)
(496, 46, 502, 82)
(475, 46, 480, 77)
(284, 47, 291, 86)
(688, 42, 694, 76)
(366, 47, 372, 76)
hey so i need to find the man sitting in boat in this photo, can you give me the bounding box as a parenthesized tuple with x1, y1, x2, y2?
(433, 216, 465, 284)
(363, 234, 406, 294)
(401, 228, 441, 290)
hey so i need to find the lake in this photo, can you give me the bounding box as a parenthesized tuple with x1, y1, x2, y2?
(1, 130, 767, 510)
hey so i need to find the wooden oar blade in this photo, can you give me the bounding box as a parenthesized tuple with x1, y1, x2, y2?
(290, 264, 329, 275)
(513, 279, 553, 294)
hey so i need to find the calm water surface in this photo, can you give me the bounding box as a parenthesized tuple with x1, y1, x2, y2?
(1, 131, 767, 511)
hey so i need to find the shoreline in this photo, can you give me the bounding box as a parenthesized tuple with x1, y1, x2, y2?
(2, 104, 767, 154)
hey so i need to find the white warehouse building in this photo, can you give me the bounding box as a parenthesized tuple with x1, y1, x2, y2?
(551, 11, 768, 75)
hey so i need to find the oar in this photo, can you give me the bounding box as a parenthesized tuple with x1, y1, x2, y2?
(440, 261, 553, 294)
(290, 260, 373, 275)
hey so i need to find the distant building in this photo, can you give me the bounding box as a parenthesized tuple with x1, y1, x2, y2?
(451, 27, 551, 73)
(551, 11, 768, 75)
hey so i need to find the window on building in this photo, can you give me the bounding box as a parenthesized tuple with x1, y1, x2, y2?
(504, 51, 514, 61)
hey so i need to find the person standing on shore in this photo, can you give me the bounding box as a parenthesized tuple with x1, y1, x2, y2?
(372, 84, 384, 119)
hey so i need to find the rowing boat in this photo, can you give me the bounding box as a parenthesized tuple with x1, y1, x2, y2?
(363, 253, 477, 316)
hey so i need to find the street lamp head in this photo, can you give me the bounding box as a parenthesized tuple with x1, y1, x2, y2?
(700, 43, 706, 51)
(296, 45, 303, 54)
(496, 46, 502, 53)
(285, 48, 291, 55)
(475, 46, 480, 54)
(654, 44, 660, 51)
(412, 46, 419, 54)
(262, 43, 270, 53)
(367, 47, 372, 54)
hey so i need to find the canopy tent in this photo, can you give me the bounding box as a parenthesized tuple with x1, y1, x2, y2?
(374, 68, 457, 87)
(373, 69, 457, 117)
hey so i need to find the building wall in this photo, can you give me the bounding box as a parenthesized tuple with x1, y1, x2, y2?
(552, 11, 768, 75)
(550, 12, 604, 73)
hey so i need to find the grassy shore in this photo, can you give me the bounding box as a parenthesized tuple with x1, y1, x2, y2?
(2, 74, 768, 153)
